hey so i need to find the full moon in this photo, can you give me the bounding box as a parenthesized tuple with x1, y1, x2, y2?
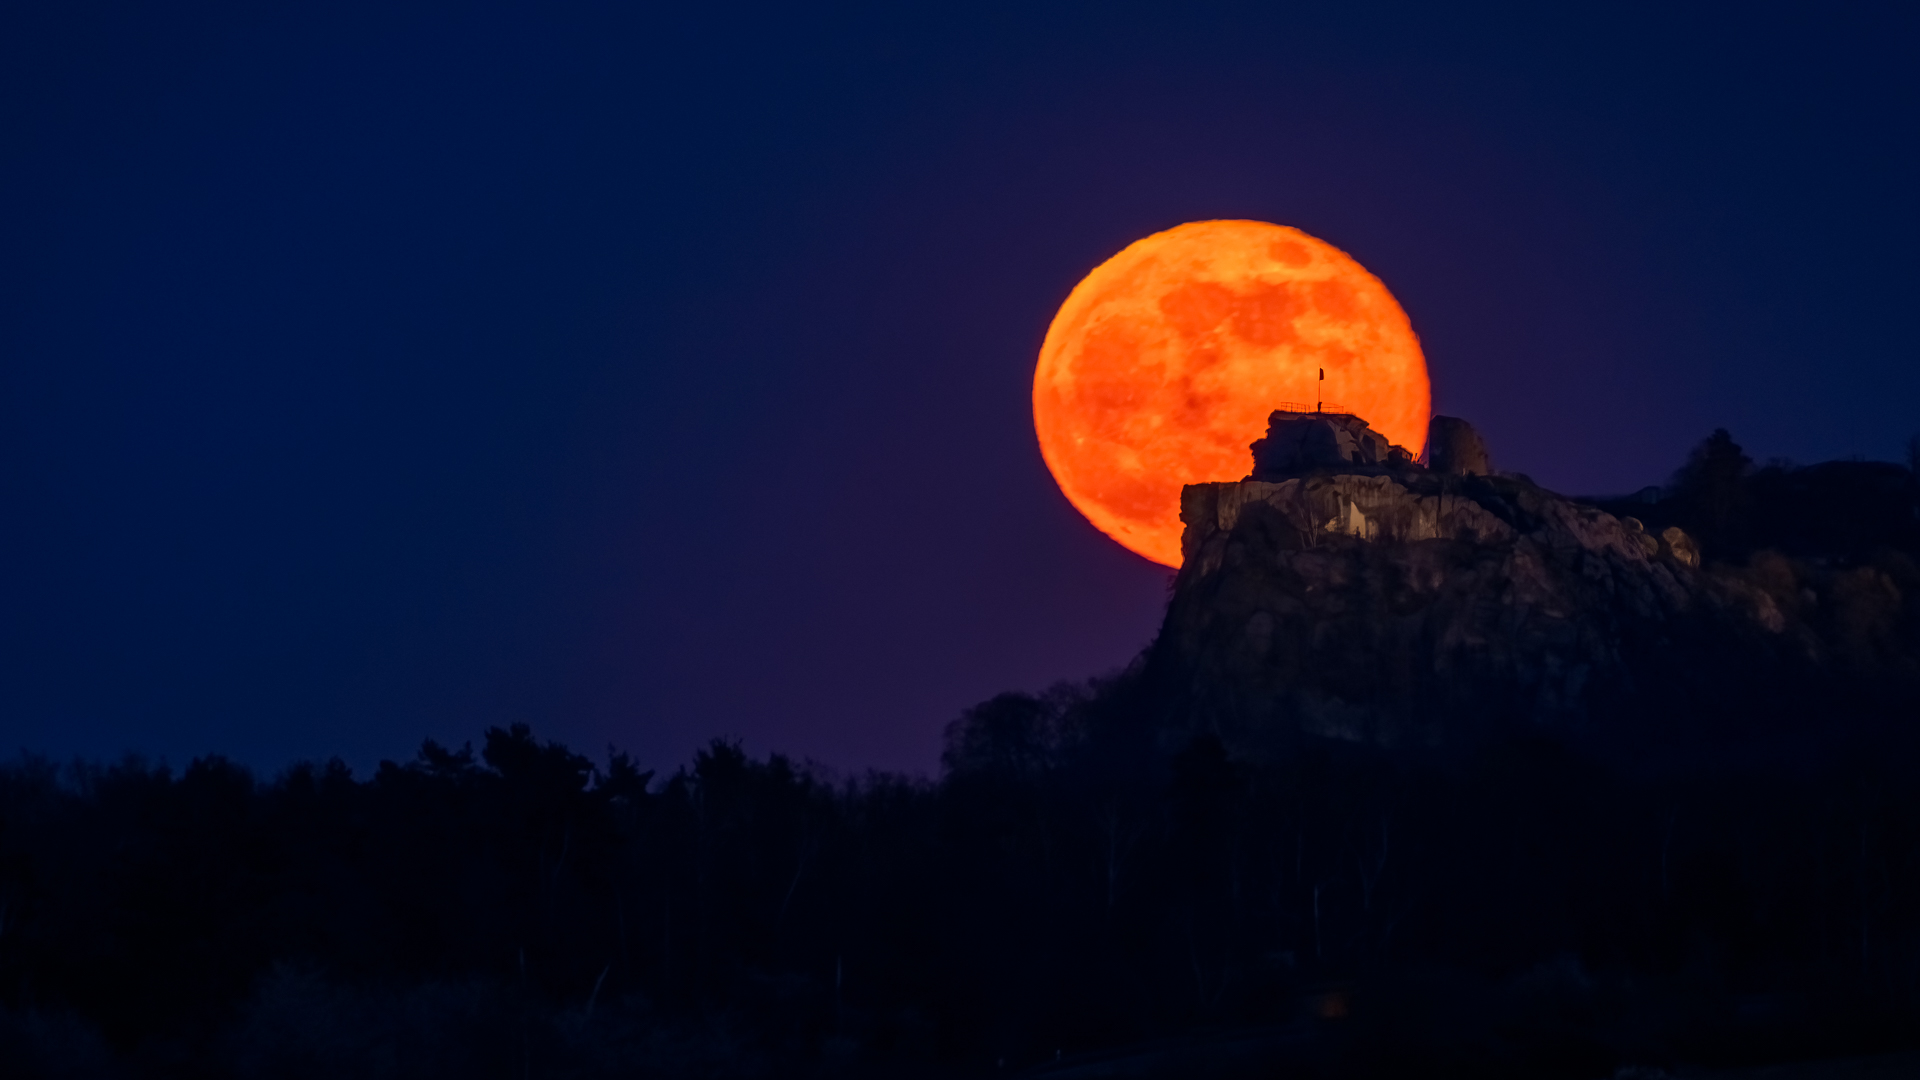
(1033, 220, 1431, 567)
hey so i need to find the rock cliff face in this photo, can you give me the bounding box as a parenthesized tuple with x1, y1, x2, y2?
(1139, 414, 1906, 756)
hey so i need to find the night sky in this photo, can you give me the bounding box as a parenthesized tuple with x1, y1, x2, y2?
(4, 3, 1916, 776)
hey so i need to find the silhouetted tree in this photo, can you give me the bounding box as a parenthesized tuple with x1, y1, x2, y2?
(940, 687, 1084, 780)
(1669, 427, 1754, 556)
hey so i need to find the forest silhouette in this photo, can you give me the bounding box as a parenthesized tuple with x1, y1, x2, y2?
(3, 432, 1918, 1079)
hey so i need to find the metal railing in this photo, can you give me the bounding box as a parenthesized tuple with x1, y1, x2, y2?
(1272, 402, 1354, 416)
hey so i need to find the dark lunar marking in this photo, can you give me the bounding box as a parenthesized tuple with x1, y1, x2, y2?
(1157, 281, 1236, 339)
(1228, 281, 1304, 347)
(1269, 240, 1313, 267)
(1309, 279, 1358, 321)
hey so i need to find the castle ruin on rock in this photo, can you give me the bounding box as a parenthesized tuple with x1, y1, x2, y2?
(1246, 406, 1490, 479)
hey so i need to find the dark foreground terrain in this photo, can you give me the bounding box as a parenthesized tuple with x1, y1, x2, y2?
(3, 431, 1918, 1079)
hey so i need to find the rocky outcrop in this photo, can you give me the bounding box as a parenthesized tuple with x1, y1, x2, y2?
(1138, 418, 1896, 757)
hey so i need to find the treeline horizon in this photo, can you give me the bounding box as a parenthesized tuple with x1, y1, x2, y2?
(4, 703, 1919, 1079)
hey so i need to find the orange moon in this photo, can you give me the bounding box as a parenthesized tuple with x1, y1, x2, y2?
(1033, 220, 1430, 567)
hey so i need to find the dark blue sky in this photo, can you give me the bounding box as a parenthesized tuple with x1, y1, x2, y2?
(4, 2, 1916, 775)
